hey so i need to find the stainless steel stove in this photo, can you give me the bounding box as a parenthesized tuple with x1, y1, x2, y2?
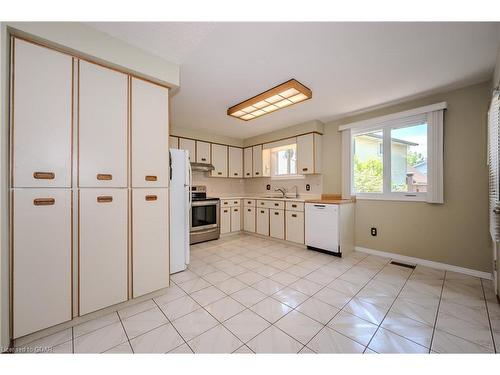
(190, 186, 220, 244)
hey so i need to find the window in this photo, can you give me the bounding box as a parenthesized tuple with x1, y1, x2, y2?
(270, 143, 297, 177)
(340, 102, 445, 203)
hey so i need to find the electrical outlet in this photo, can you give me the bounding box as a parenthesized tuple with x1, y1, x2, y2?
(371, 227, 377, 236)
(305, 184, 310, 191)
(266, 184, 271, 190)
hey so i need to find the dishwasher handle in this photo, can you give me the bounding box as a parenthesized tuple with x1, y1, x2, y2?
(313, 204, 326, 208)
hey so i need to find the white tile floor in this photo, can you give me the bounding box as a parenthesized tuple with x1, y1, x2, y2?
(14, 233, 500, 354)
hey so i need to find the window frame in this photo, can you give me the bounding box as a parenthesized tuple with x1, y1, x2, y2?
(270, 142, 298, 178)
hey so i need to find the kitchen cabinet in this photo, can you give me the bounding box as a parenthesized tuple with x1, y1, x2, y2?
(79, 60, 128, 187)
(252, 145, 263, 177)
(211, 144, 228, 178)
(179, 138, 196, 162)
(256, 208, 269, 236)
(169, 136, 179, 149)
(12, 39, 72, 188)
(243, 207, 256, 233)
(231, 206, 241, 232)
(132, 189, 169, 298)
(285, 211, 304, 244)
(244, 147, 253, 178)
(269, 209, 285, 240)
(196, 141, 211, 164)
(229, 147, 243, 178)
(12, 189, 72, 338)
(221, 206, 231, 234)
(131, 77, 169, 188)
(79, 188, 128, 315)
(297, 133, 322, 174)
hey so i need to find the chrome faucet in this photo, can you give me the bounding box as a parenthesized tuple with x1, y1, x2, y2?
(290, 185, 298, 198)
(275, 187, 287, 198)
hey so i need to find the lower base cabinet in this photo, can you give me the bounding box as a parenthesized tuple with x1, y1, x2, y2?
(13, 189, 72, 338)
(270, 209, 284, 240)
(285, 211, 304, 244)
(132, 189, 169, 298)
(256, 208, 269, 236)
(243, 207, 256, 232)
(231, 206, 241, 232)
(221, 207, 231, 234)
(79, 188, 128, 315)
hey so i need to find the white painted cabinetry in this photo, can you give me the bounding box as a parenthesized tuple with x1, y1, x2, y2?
(179, 138, 196, 161)
(221, 206, 231, 234)
(169, 136, 179, 149)
(79, 61, 128, 187)
(229, 147, 243, 178)
(12, 189, 72, 338)
(132, 189, 169, 297)
(244, 147, 253, 178)
(131, 78, 169, 188)
(297, 133, 322, 174)
(12, 39, 72, 188)
(252, 145, 263, 177)
(196, 141, 211, 164)
(211, 144, 228, 177)
(256, 208, 269, 236)
(285, 211, 304, 244)
(243, 207, 256, 232)
(270, 209, 285, 240)
(231, 206, 241, 232)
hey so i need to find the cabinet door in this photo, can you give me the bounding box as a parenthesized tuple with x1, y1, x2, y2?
(169, 136, 179, 149)
(221, 207, 231, 234)
(229, 147, 243, 178)
(79, 188, 128, 315)
(244, 207, 256, 233)
(211, 144, 228, 177)
(231, 206, 241, 232)
(79, 61, 128, 187)
(179, 138, 196, 162)
(286, 211, 304, 244)
(12, 39, 72, 188)
(131, 78, 169, 188)
(297, 133, 315, 174)
(270, 209, 285, 240)
(256, 208, 269, 236)
(132, 189, 169, 297)
(196, 141, 211, 164)
(252, 145, 263, 177)
(13, 189, 72, 338)
(244, 147, 253, 178)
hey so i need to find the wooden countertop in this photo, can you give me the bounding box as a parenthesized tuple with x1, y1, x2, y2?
(305, 194, 356, 205)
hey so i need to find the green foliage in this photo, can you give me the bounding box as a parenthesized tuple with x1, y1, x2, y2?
(407, 150, 425, 167)
(353, 156, 383, 193)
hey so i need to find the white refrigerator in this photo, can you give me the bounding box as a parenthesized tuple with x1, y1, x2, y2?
(169, 149, 191, 273)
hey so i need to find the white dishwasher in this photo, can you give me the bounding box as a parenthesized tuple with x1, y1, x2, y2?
(305, 203, 340, 256)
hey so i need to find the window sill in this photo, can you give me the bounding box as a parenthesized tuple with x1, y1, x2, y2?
(355, 193, 427, 202)
(270, 175, 305, 180)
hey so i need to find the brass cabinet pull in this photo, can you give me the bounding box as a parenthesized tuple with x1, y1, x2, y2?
(255, 172, 260, 175)
(33, 172, 55, 180)
(97, 173, 112, 181)
(260, 202, 265, 205)
(224, 209, 228, 213)
(201, 158, 206, 161)
(97, 196, 113, 203)
(223, 201, 228, 205)
(247, 209, 251, 212)
(233, 201, 238, 204)
(217, 172, 222, 175)
(302, 168, 308, 172)
(274, 203, 279, 206)
(274, 212, 279, 215)
(246, 173, 250, 176)
(260, 210, 265, 213)
(292, 204, 297, 208)
(145, 195, 157, 201)
(145, 175, 157, 182)
(292, 213, 297, 218)
(234, 173, 238, 176)
(234, 209, 238, 212)
(33, 198, 55, 206)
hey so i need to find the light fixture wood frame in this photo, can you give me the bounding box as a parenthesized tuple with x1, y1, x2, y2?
(227, 79, 312, 121)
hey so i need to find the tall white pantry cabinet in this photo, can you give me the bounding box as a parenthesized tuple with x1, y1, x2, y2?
(10, 38, 170, 339)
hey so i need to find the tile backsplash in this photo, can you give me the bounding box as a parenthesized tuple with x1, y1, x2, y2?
(192, 171, 246, 196)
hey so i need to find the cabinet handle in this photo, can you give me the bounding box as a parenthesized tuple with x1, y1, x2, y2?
(292, 204, 297, 208)
(33, 198, 55, 206)
(145, 175, 157, 182)
(274, 203, 279, 206)
(234, 173, 238, 176)
(33, 172, 55, 180)
(234, 209, 238, 212)
(302, 168, 308, 172)
(201, 158, 206, 161)
(218, 172, 222, 175)
(224, 201, 228, 205)
(224, 209, 228, 213)
(247, 209, 251, 212)
(292, 213, 297, 218)
(260, 210, 265, 213)
(97, 196, 113, 203)
(260, 202, 265, 205)
(145, 195, 157, 201)
(246, 173, 250, 176)
(255, 172, 259, 175)
(97, 173, 112, 181)
(274, 212, 279, 215)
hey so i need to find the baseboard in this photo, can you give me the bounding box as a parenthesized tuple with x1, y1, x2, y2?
(355, 246, 492, 280)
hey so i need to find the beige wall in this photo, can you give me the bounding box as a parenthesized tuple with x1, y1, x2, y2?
(243, 120, 324, 147)
(171, 126, 244, 147)
(324, 81, 491, 273)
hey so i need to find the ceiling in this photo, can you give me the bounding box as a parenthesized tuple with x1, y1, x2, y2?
(87, 22, 499, 139)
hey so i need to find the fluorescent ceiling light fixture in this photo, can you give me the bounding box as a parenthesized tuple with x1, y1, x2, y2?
(228, 79, 312, 121)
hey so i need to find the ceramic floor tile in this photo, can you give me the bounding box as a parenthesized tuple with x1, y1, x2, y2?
(236, 271, 266, 285)
(230, 286, 267, 307)
(296, 297, 340, 324)
(343, 298, 388, 325)
(247, 326, 303, 353)
(224, 309, 271, 342)
(121, 307, 169, 339)
(188, 325, 243, 353)
(118, 299, 158, 320)
(314, 287, 352, 309)
(103, 342, 133, 354)
(48, 340, 73, 354)
(73, 312, 120, 338)
(275, 310, 323, 345)
(203, 270, 232, 285)
(272, 287, 309, 308)
(223, 265, 249, 277)
(171, 308, 219, 341)
(304, 270, 338, 285)
(289, 278, 324, 296)
(431, 329, 494, 353)
(168, 343, 193, 353)
(18, 328, 72, 352)
(269, 271, 301, 285)
(327, 279, 363, 297)
(190, 264, 218, 276)
(390, 297, 439, 326)
(381, 311, 433, 348)
(74, 322, 128, 353)
(286, 265, 312, 278)
(233, 345, 254, 353)
(205, 296, 246, 322)
(307, 326, 365, 353)
(177, 277, 212, 294)
(215, 277, 248, 294)
(328, 311, 378, 346)
(157, 295, 202, 321)
(130, 323, 184, 353)
(190, 286, 226, 306)
(250, 297, 293, 323)
(170, 270, 199, 284)
(368, 328, 428, 353)
(252, 278, 286, 295)
(153, 285, 187, 305)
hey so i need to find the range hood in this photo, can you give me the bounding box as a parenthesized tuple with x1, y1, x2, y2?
(190, 162, 215, 172)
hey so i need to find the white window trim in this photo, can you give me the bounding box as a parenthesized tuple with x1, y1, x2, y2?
(269, 142, 298, 178)
(341, 102, 446, 203)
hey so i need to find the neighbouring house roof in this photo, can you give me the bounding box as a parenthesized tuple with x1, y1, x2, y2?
(358, 133, 418, 146)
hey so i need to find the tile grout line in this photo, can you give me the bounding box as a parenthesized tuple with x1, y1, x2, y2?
(480, 278, 497, 353)
(116, 311, 134, 354)
(427, 270, 447, 353)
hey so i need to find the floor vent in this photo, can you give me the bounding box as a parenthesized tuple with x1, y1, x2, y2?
(390, 260, 416, 269)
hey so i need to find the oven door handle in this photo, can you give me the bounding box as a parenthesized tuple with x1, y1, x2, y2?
(191, 201, 220, 207)
(191, 228, 219, 235)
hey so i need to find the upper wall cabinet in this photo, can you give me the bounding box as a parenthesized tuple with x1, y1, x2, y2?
(243, 147, 252, 178)
(211, 144, 228, 177)
(179, 138, 196, 162)
(252, 145, 263, 177)
(12, 39, 73, 188)
(79, 61, 128, 187)
(169, 136, 179, 149)
(229, 147, 243, 178)
(196, 141, 211, 164)
(131, 78, 169, 188)
(297, 133, 322, 174)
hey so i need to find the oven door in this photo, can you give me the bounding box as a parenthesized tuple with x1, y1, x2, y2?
(191, 200, 220, 232)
